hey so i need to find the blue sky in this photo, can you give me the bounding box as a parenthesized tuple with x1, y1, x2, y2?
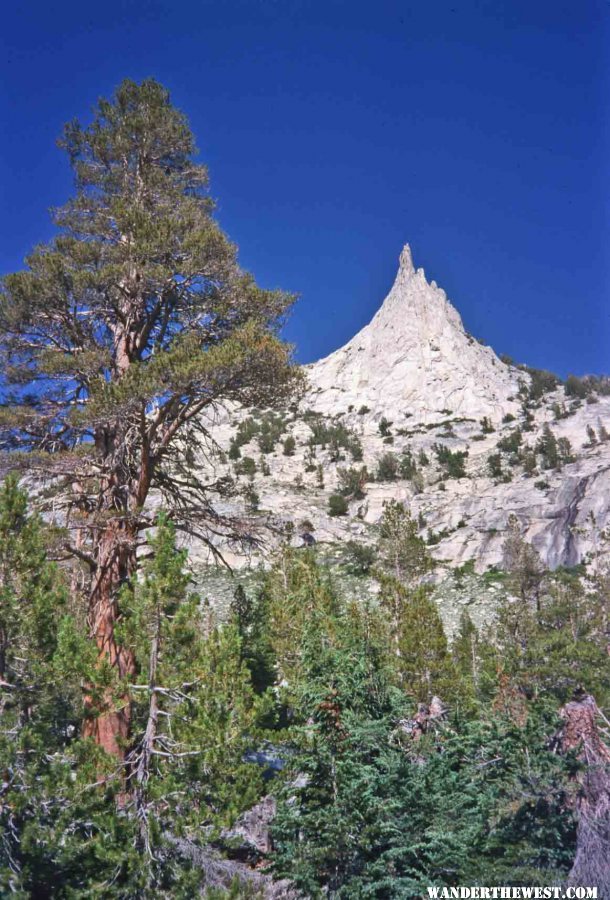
(1, 0, 608, 376)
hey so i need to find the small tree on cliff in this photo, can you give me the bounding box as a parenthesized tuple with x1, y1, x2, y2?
(0, 79, 298, 757)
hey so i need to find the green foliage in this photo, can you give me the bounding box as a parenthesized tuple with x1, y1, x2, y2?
(502, 514, 546, 602)
(343, 540, 376, 576)
(130, 518, 265, 816)
(376, 451, 399, 482)
(0, 80, 300, 764)
(557, 436, 574, 462)
(377, 500, 433, 584)
(316, 463, 325, 487)
(497, 427, 522, 454)
(433, 443, 468, 479)
(487, 452, 503, 480)
(349, 437, 364, 461)
(0, 475, 70, 696)
(521, 403, 535, 432)
(522, 448, 537, 475)
(272, 675, 576, 896)
(0, 480, 141, 895)
(1, 81, 601, 893)
(565, 374, 590, 399)
(0, 78, 297, 493)
(257, 412, 288, 454)
(585, 424, 597, 447)
(233, 417, 260, 451)
(257, 549, 346, 696)
(536, 423, 560, 470)
(0, 485, 596, 895)
(489, 569, 610, 708)
(235, 455, 257, 477)
(328, 493, 349, 517)
(519, 366, 561, 401)
(230, 585, 276, 696)
(228, 439, 241, 460)
(0, 84, 299, 748)
(336, 466, 368, 500)
(243, 483, 260, 512)
(227, 411, 291, 457)
(282, 434, 296, 456)
(378, 416, 393, 437)
(380, 576, 457, 702)
(0, 515, 266, 895)
(399, 448, 417, 479)
(307, 420, 362, 461)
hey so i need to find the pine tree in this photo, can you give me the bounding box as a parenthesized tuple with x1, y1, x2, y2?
(491, 568, 610, 708)
(0, 79, 299, 756)
(272, 649, 576, 896)
(0, 478, 138, 895)
(372, 500, 451, 697)
(124, 516, 266, 868)
(378, 575, 457, 702)
(451, 610, 483, 708)
(260, 548, 340, 696)
(502, 514, 546, 610)
(0, 475, 68, 702)
(536, 423, 560, 469)
(376, 499, 433, 585)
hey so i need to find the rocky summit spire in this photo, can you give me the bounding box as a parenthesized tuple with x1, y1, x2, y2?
(306, 243, 522, 422)
(399, 243, 415, 276)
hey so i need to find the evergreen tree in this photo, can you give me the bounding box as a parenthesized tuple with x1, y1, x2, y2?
(336, 465, 368, 500)
(372, 501, 454, 700)
(376, 500, 433, 585)
(272, 651, 576, 897)
(0, 478, 141, 895)
(536, 424, 560, 469)
(502, 514, 546, 610)
(0, 79, 298, 756)
(328, 494, 348, 517)
(376, 452, 399, 481)
(378, 575, 457, 702)
(490, 569, 610, 708)
(0, 475, 69, 708)
(125, 517, 267, 863)
(260, 549, 341, 697)
(451, 610, 484, 709)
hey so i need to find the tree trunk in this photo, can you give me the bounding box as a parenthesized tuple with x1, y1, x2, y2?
(82, 519, 137, 758)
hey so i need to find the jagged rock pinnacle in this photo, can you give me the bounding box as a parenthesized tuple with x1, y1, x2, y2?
(306, 244, 522, 422)
(399, 243, 415, 276)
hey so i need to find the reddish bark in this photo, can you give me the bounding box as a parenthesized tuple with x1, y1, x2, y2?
(82, 519, 137, 759)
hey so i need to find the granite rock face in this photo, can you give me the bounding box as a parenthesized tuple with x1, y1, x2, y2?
(306, 245, 523, 424)
(195, 244, 610, 576)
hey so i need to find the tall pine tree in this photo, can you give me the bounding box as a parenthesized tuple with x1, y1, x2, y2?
(0, 80, 299, 756)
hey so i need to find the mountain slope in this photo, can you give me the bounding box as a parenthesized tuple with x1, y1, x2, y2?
(197, 244, 610, 580)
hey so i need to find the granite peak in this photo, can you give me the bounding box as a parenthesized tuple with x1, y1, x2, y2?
(306, 244, 522, 423)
